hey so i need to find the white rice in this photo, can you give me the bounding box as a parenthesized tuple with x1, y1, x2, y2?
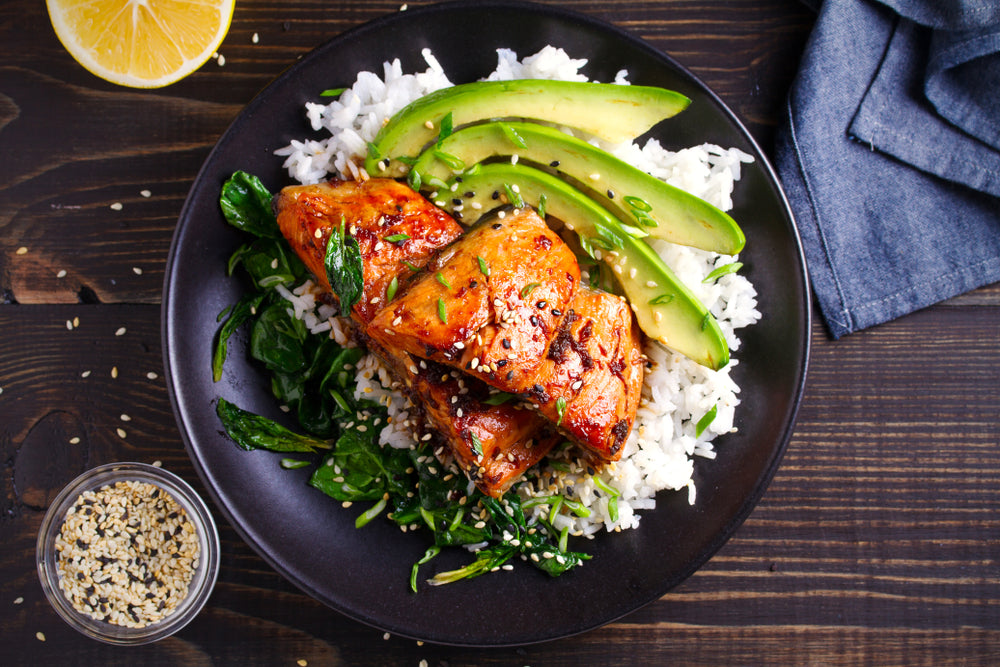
(274, 46, 761, 537)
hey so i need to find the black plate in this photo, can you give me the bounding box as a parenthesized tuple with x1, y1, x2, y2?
(163, 0, 810, 647)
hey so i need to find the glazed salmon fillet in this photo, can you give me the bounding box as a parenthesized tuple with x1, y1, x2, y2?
(275, 179, 554, 496)
(367, 207, 644, 462)
(367, 208, 580, 391)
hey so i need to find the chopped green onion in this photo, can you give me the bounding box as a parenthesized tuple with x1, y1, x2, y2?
(482, 392, 515, 405)
(355, 496, 387, 528)
(386, 275, 399, 302)
(558, 526, 570, 552)
(433, 150, 465, 171)
(384, 233, 411, 243)
(436, 272, 451, 289)
(537, 193, 547, 219)
(477, 256, 490, 277)
(648, 293, 675, 306)
(410, 546, 441, 593)
(328, 388, 351, 412)
(703, 261, 744, 283)
(437, 298, 447, 323)
(436, 111, 454, 146)
(366, 141, 382, 159)
(407, 169, 422, 191)
(419, 506, 436, 531)
(503, 183, 524, 209)
(695, 404, 718, 437)
(623, 195, 652, 212)
(280, 458, 311, 469)
(520, 282, 541, 298)
(548, 495, 564, 524)
(555, 397, 567, 426)
(403, 260, 421, 272)
(321, 87, 347, 97)
(700, 312, 711, 331)
(470, 432, 483, 457)
(499, 123, 527, 148)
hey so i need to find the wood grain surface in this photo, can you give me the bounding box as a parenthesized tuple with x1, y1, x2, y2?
(2, 1, 998, 665)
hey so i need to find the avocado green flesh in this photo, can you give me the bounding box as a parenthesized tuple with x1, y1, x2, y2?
(444, 163, 730, 370)
(363, 79, 690, 178)
(413, 121, 745, 255)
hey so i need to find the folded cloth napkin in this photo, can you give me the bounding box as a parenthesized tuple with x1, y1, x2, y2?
(775, 0, 1000, 338)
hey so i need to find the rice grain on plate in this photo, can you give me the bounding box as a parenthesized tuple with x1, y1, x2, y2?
(275, 45, 761, 536)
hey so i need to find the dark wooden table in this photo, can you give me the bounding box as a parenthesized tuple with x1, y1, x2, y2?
(3, 0, 998, 664)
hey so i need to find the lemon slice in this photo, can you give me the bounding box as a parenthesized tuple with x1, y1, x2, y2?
(46, 0, 235, 89)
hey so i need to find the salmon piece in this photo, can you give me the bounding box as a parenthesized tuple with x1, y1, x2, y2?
(274, 179, 553, 496)
(370, 342, 557, 496)
(367, 207, 581, 392)
(275, 178, 461, 323)
(366, 206, 643, 462)
(524, 286, 644, 461)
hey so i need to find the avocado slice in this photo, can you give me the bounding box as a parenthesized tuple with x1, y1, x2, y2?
(412, 121, 745, 255)
(442, 162, 730, 370)
(364, 79, 690, 178)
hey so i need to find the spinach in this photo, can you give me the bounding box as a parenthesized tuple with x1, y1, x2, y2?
(220, 171, 281, 239)
(324, 219, 364, 313)
(214, 170, 592, 591)
(215, 398, 331, 452)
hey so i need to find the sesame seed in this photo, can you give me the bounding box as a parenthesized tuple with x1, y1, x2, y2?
(252, 32, 260, 44)
(133, 267, 143, 275)
(110, 202, 123, 211)
(70, 437, 80, 444)
(116, 428, 127, 439)
(297, 660, 308, 667)
(36, 632, 45, 642)
(424, 120, 434, 129)
(314, 228, 322, 238)
(217, 53, 226, 66)
(81, 370, 91, 378)
(53, 480, 200, 629)
(115, 327, 127, 336)
(13, 596, 23, 605)
(140, 189, 152, 198)
(120, 414, 131, 422)
(16, 246, 28, 255)
(111, 366, 118, 379)
(57, 269, 67, 278)
(146, 372, 158, 380)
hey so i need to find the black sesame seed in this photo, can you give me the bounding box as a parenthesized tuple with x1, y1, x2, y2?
(607, 189, 615, 198)
(464, 191, 475, 198)
(551, 309, 562, 317)
(496, 359, 508, 367)
(549, 160, 560, 167)
(501, 338, 511, 349)
(470, 280, 478, 289)
(530, 315, 540, 326)
(536, 300, 547, 309)
(491, 222, 502, 229)
(452, 198, 462, 206)
(491, 190, 500, 200)
(506, 370, 514, 381)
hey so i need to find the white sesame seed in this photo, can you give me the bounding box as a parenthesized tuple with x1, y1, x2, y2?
(120, 414, 131, 422)
(424, 120, 434, 130)
(110, 202, 123, 210)
(16, 246, 27, 255)
(140, 189, 152, 198)
(146, 372, 158, 380)
(252, 32, 259, 44)
(111, 366, 118, 378)
(36, 632, 45, 642)
(217, 54, 226, 66)
(69, 437, 80, 444)
(116, 428, 127, 439)
(81, 370, 91, 378)
(115, 327, 127, 336)
(13, 596, 23, 605)
(56, 269, 67, 278)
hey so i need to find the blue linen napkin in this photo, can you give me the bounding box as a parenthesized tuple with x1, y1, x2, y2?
(775, 0, 1000, 338)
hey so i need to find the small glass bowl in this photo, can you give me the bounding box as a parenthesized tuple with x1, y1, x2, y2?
(36, 462, 220, 645)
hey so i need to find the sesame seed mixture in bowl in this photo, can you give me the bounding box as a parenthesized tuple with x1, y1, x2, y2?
(36, 462, 220, 645)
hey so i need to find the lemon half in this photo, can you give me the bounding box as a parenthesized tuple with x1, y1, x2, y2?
(46, 0, 236, 89)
